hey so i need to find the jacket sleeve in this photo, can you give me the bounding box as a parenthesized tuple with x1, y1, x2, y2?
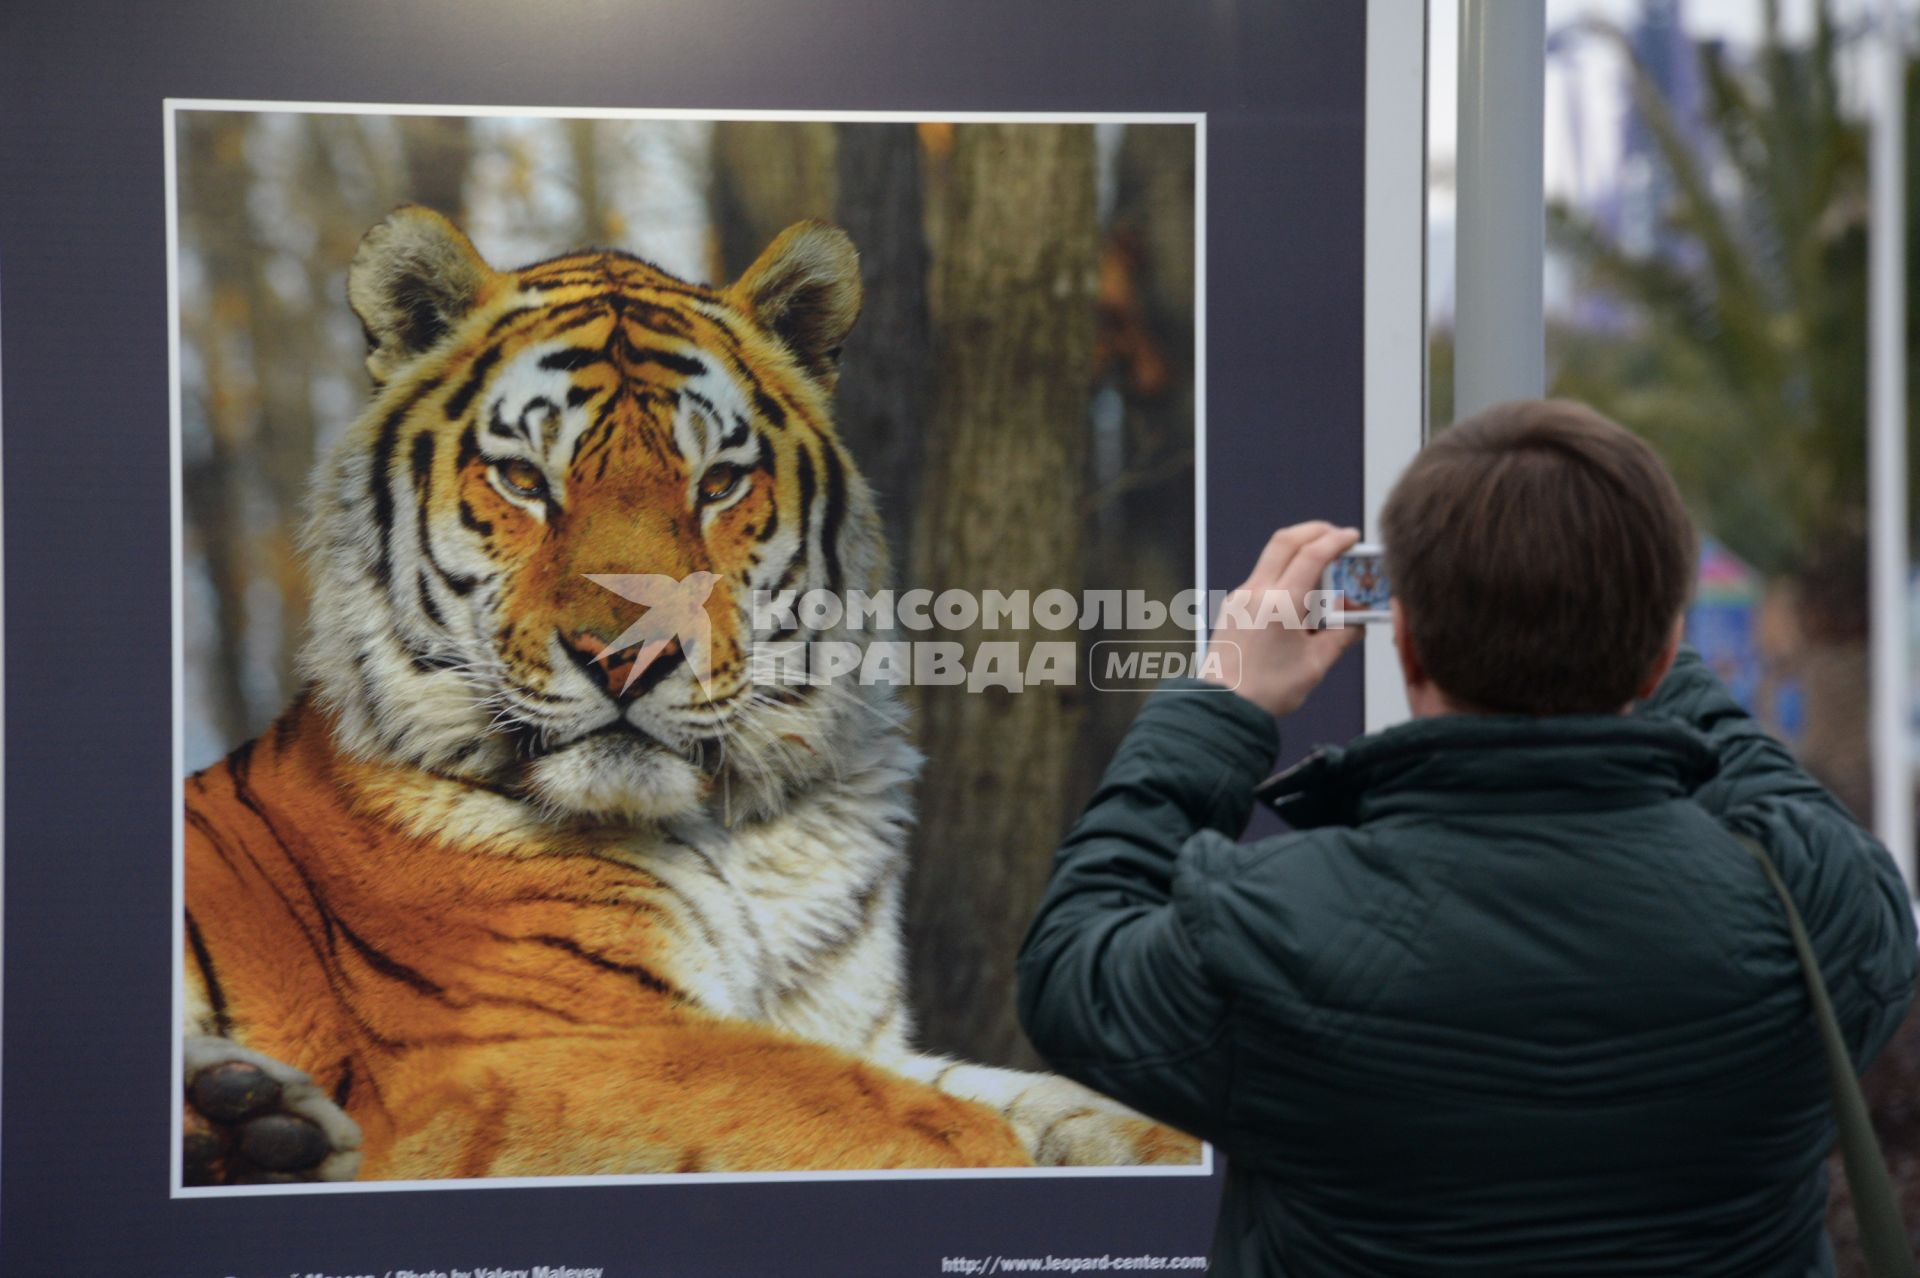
(1638, 646, 1917, 1069)
(1015, 679, 1277, 1141)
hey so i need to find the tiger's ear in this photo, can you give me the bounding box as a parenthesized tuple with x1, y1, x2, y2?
(729, 221, 863, 393)
(348, 206, 499, 385)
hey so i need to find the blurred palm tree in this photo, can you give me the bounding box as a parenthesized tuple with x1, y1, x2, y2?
(1547, 0, 1912, 583)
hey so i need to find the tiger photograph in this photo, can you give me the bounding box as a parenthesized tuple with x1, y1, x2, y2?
(173, 107, 1201, 1188)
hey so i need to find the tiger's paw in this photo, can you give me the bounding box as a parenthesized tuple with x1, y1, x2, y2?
(1004, 1075, 1202, 1167)
(918, 1061, 1203, 1168)
(182, 1036, 362, 1185)
(1031, 1108, 1202, 1167)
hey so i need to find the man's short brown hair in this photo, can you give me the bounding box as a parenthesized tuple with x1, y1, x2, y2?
(1379, 399, 1696, 714)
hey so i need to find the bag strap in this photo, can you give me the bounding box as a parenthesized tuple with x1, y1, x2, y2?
(1734, 831, 1916, 1276)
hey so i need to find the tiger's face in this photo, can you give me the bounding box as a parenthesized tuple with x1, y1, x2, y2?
(301, 207, 884, 824)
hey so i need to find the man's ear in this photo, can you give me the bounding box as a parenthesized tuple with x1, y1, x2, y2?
(1390, 599, 1424, 689)
(727, 220, 862, 393)
(1633, 615, 1687, 702)
(1392, 599, 1452, 718)
(348, 206, 499, 386)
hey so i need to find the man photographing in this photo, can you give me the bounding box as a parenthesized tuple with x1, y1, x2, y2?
(1016, 400, 1917, 1275)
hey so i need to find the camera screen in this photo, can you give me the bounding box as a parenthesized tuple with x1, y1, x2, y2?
(1328, 553, 1391, 611)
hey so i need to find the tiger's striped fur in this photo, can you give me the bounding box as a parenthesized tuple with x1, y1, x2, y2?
(182, 207, 1197, 1179)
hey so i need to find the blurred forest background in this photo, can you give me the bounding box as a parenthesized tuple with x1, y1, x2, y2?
(175, 111, 1197, 1071)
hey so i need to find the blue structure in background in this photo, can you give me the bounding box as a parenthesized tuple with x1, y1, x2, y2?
(1686, 535, 1803, 740)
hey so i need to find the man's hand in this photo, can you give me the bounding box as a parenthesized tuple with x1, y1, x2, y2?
(1203, 522, 1365, 717)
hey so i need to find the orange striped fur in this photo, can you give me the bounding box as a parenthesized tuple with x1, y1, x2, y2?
(186, 698, 1029, 1175)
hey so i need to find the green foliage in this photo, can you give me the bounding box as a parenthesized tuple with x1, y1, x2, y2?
(1545, 0, 1911, 579)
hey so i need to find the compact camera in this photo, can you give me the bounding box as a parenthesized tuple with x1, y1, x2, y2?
(1319, 542, 1391, 624)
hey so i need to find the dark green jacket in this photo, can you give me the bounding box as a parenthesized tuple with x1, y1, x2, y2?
(1016, 651, 1916, 1276)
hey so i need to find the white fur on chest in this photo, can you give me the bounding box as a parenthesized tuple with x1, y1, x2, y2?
(361, 688, 925, 1059)
(646, 753, 916, 1055)
(412, 722, 923, 1056)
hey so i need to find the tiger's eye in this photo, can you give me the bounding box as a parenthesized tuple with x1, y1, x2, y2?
(497, 459, 547, 498)
(699, 463, 744, 503)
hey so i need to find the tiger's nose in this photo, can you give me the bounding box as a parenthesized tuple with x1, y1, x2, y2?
(559, 629, 684, 702)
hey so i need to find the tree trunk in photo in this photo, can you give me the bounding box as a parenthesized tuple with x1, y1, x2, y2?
(396, 115, 474, 222)
(833, 123, 932, 561)
(906, 123, 1099, 1070)
(566, 119, 626, 247)
(236, 116, 337, 709)
(179, 113, 263, 750)
(1075, 122, 1199, 805)
(707, 121, 837, 280)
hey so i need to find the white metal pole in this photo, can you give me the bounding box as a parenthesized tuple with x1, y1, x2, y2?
(1454, 0, 1545, 419)
(1363, 0, 1428, 732)
(1869, 0, 1913, 892)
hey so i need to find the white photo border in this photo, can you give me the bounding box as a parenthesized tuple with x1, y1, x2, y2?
(164, 98, 1212, 1198)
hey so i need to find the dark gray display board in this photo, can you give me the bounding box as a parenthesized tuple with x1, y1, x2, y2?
(1, 2, 1367, 1273)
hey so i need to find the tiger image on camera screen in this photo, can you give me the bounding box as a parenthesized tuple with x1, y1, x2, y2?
(179, 206, 1198, 1184)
